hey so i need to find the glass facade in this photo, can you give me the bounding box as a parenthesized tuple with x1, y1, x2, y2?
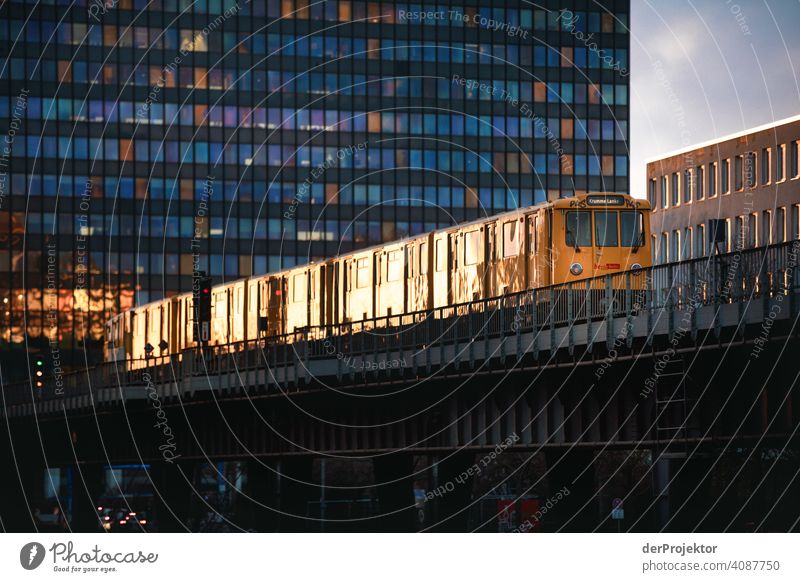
(0, 0, 630, 371)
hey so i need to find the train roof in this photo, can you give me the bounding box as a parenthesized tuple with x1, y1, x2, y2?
(123, 191, 643, 314)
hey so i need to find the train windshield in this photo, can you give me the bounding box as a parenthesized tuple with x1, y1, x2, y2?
(620, 211, 644, 247)
(565, 211, 591, 248)
(594, 211, 619, 247)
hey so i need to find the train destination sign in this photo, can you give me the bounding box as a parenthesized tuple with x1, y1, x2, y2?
(586, 195, 625, 206)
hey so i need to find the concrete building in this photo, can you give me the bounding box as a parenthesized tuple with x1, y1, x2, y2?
(646, 115, 800, 263)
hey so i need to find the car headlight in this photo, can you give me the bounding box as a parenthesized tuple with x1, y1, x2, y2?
(570, 262, 583, 276)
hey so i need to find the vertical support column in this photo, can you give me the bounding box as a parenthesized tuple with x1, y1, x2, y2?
(276, 457, 315, 532)
(372, 454, 416, 532)
(544, 448, 596, 532)
(70, 463, 105, 532)
(428, 452, 475, 532)
(652, 453, 712, 532)
(237, 458, 279, 532)
(152, 459, 196, 532)
(0, 420, 44, 532)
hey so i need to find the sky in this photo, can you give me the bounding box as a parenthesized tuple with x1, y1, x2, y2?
(629, 0, 800, 195)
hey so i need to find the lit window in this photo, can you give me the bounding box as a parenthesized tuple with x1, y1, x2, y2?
(502, 221, 520, 257)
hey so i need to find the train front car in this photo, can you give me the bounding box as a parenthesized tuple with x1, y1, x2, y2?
(553, 192, 651, 285)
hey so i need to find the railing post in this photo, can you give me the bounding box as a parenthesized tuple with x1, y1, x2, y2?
(532, 289, 539, 360)
(586, 278, 594, 352)
(605, 275, 613, 350)
(567, 282, 574, 356)
(549, 287, 556, 355)
(625, 271, 633, 349)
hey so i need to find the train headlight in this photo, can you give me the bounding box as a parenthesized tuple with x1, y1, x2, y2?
(569, 262, 583, 276)
(631, 263, 642, 272)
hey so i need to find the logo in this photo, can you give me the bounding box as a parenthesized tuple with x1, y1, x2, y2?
(20, 542, 46, 570)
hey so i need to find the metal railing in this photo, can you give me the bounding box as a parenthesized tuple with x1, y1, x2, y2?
(6, 240, 800, 408)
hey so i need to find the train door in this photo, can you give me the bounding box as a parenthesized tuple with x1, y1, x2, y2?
(432, 232, 450, 309)
(212, 288, 228, 346)
(230, 281, 245, 344)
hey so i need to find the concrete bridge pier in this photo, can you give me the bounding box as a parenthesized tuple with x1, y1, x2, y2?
(544, 448, 597, 532)
(152, 459, 198, 532)
(0, 427, 44, 532)
(70, 463, 106, 532)
(238, 458, 280, 532)
(653, 453, 712, 532)
(275, 457, 315, 532)
(427, 452, 476, 532)
(372, 454, 416, 532)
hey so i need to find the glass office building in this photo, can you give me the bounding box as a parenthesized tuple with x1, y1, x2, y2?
(0, 0, 630, 372)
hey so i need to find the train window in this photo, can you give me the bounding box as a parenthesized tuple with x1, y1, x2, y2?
(502, 221, 520, 258)
(420, 242, 428, 274)
(595, 211, 619, 247)
(356, 258, 369, 288)
(406, 248, 414, 278)
(236, 287, 243, 314)
(620, 212, 644, 247)
(565, 211, 591, 248)
(465, 230, 480, 265)
(435, 239, 445, 272)
(293, 274, 306, 302)
(387, 250, 402, 281)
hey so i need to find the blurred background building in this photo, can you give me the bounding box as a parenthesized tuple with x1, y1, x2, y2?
(0, 0, 630, 374)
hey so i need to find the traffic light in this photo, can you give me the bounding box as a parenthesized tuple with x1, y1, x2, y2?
(34, 358, 44, 388)
(193, 272, 213, 342)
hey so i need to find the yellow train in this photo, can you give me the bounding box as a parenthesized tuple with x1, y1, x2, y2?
(105, 192, 651, 363)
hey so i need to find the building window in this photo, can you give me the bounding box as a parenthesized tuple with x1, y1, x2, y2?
(671, 172, 679, 206)
(748, 214, 757, 248)
(671, 230, 680, 261)
(709, 162, 717, 196)
(695, 224, 705, 257)
(660, 175, 667, 208)
(793, 205, 800, 240)
(648, 179, 656, 208)
(792, 141, 799, 178)
(734, 155, 743, 191)
(696, 165, 704, 200)
(721, 159, 729, 193)
(683, 169, 691, 203)
(683, 227, 691, 260)
(725, 218, 732, 252)
(761, 147, 771, 184)
(777, 207, 786, 243)
(651, 235, 657, 264)
(659, 233, 667, 264)
(777, 144, 786, 181)
(762, 210, 772, 246)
